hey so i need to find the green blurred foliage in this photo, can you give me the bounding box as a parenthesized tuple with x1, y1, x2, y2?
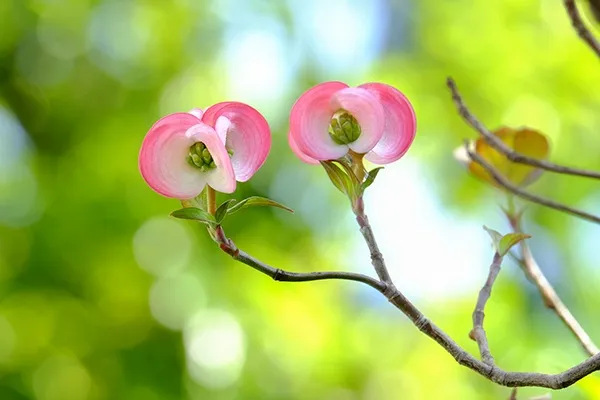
(1, 0, 600, 399)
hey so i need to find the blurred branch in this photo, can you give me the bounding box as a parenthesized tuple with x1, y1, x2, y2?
(563, 0, 600, 58)
(213, 226, 600, 389)
(509, 388, 518, 400)
(471, 252, 503, 365)
(447, 77, 600, 180)
(383, 287, 600, 389)
(590, 0, 600, 23)
(465, 143, 600, 225)
(507, 216, 599, 356)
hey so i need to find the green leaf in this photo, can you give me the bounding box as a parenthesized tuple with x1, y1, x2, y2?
(227, 196, 294, 216)
(328, 160, 363, 198)
(483, 226, 531, 257)
(483, 225, 503, 252)
(361, 167, 384, 191)
(320, 161, 350, 194)
(331, 159, 361, 187)
(215, 199, 236, 224)
(331, 160, 363, 203)
(181, 199, 199, 208)
(195, 187, 209, 210)
(498, 232, 531, 257)
(171, 207, 216, 226)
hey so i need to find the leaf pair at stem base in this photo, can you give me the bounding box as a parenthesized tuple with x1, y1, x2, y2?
(171, 194, 293, 229)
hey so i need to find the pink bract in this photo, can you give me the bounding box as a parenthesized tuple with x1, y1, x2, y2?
(288, 81, 416, 165)
(359, 83, 417, 164)
(288, 131, 319, 165)
(139, 113, 235, 199)
(139, 102, 271, 199)
(202, 102, 271, 182)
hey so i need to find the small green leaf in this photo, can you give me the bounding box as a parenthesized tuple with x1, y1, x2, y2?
(483, 225, 503, 253)
(320, 161, 350, 195)
(227, 196, 294, 216)
(171, 207, 216, 226)
(331, 159, 361, 187)
(194, 188, 209, 210)
(320, 160, 364, 208)
(331, 160, 362, 200)
(483, 226, 531, 257)
(498, 232, 531, 257)
(361, 167, 384, 191)
(215, 199, 236, 224)
(181, 199, 199, 208)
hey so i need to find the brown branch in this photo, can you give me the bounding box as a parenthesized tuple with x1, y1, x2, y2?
(213, 226, 600, 389)
(465, 144, 600, 225)
(471, 252, 504, 365)
(213, 226, 384, 290)
(507, 217, 599, 356)
(447, 77, 600, 181)
(354, 199, 393, 284)
(451, 76, 600, 350)
(590, 0, 600, 23)
(564, 0, 600, 58)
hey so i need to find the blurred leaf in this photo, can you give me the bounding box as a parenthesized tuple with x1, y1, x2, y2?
(498, 232, 531, 256)
(180, 199, 199, 208)
(171, 207, 216, 226)
(227, 196, 294, 215)
(467, 127, 549, 188)
(590, 0, 600, 23)
(483, 226, 530, 256)
(483, 226, 503, 251)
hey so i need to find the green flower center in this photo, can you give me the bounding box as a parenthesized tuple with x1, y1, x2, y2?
(328, 110, 361, 145)
(187, 142, 216, 172)
(187, 142, 234, 172)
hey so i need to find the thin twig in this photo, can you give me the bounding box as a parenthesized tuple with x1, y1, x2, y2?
(447, 77, 600, 180)
(213, 226, 600, 389)
(354, 198, 393, 284)
(509, 388, 518, 400)
(213, 227, 384, 290)
(465, 143, 600, 225)
(563, 0, 600, 58)
(508, 217, 599, 356)
(471, 252, 504, 365)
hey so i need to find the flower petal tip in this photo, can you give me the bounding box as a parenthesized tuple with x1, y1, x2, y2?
(290, 81, 350, 161)
(288, 131, 320, 165)
(139, 113, 210, 199)
(360, 83, 417, 164)
(203, 102, 271, 182)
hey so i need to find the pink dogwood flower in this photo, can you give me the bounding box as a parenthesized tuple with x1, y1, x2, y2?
(289, 81, 416, 164)
(139, 102, 271, 199)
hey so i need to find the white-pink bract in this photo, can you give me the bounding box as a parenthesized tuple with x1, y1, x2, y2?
(288, 81, 417, 165)
(139, 102, 271, 199)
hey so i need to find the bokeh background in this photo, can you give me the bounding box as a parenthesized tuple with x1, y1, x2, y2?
(2, 0, 600, 399)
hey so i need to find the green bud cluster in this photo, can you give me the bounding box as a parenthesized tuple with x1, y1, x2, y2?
(187, 142, 216, 171)
(328, 111, 361, 145)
